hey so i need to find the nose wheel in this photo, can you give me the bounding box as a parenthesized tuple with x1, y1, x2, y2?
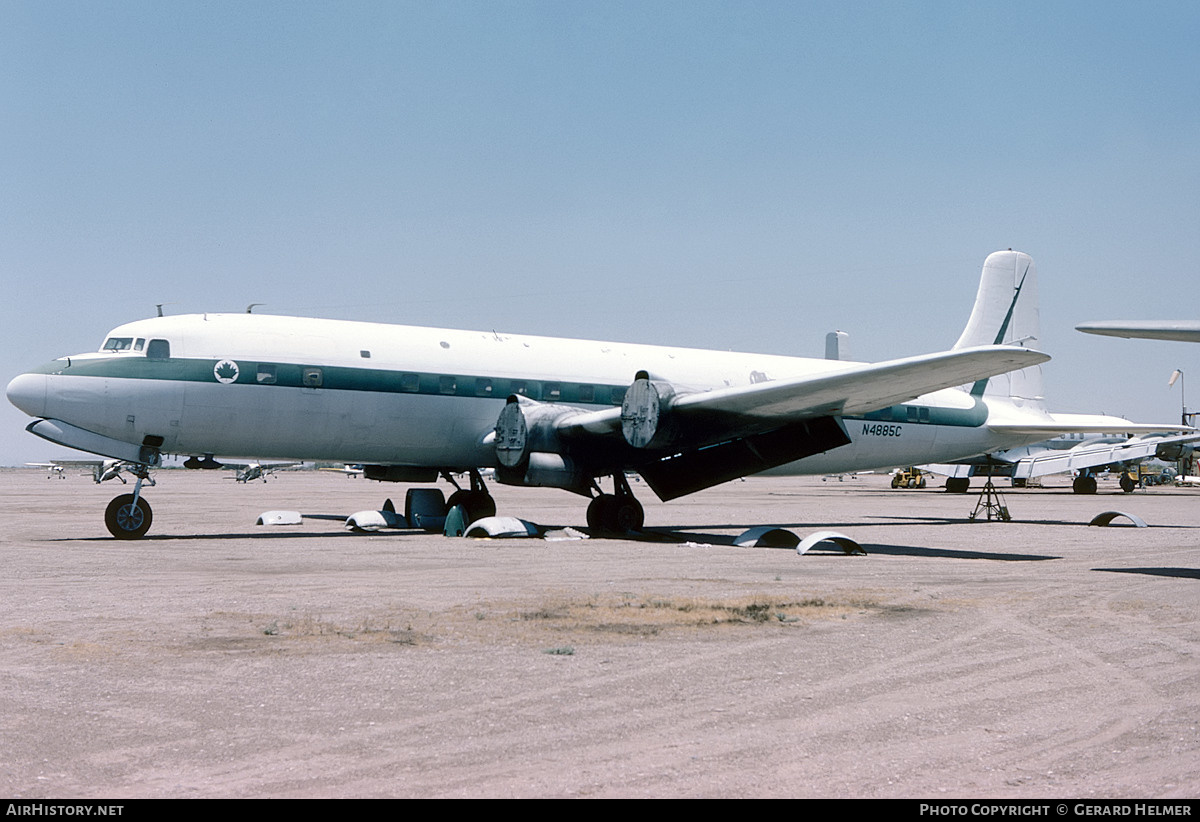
(103, 461, 157, 539)
(105, 494, 153, 539)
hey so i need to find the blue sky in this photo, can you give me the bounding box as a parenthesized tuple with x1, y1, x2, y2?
(3, 1, 1198, 465)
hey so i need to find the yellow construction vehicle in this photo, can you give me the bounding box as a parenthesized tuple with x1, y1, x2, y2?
(891, 467, 928, 489)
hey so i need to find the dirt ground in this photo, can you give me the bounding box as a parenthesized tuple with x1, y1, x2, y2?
(1, 467, 1197, 798)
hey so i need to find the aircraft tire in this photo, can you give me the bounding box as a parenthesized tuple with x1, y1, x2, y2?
(586, 494, 644, 533)
(586, 495, 615, 530)
(945, 478, 970, 494)
(612, 498, 644, 532)
(1072, 475, 1098, 495)
(446, 490, 496, 524)
(105, 494, 153, 540)
(1119, 473, 1136, 493)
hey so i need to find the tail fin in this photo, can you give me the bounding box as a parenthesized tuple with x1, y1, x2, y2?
(952, 250, 1045, 411)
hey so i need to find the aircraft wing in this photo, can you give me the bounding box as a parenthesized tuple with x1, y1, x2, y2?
(27, 459, 108, 468)
(548, 345, 1048, 500)
(1076, 321, 1200, 343)
(1010, 432, 1200, 480)
(563, 345, 1049, 437)
(988, 413, 1195, 437)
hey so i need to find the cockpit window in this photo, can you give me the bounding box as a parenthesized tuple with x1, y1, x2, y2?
(103, 337, 135, 352)
(146, 339, 170, 359)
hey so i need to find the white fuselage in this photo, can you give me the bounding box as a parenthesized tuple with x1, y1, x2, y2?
(7, 313, 1044, 477)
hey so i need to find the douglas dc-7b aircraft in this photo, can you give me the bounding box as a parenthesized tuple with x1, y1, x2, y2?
(7, 251, 1187, 539)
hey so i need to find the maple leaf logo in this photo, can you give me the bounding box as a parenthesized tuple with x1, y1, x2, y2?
(214, 360, 240, 383)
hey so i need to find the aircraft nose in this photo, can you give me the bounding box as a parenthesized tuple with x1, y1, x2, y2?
(6, 372, 48, 418)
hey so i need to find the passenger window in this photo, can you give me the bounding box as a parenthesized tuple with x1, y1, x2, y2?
(475, 378, 493, 397)
(578, 385, 594, 403)
(302, 367, 323, 388)
(439, 375, 457, 395)
(400, 373, 420, 392)
(610, 387, 626, 405)
(544, 382, 561, 400)
(257, 364, 277, 385)
(146, 339, 170, 359)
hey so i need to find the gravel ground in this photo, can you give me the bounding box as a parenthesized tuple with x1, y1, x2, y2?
(1, 468, 1197, 798)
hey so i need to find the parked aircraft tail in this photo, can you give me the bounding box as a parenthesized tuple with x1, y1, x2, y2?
(952, 250, 1045, 412)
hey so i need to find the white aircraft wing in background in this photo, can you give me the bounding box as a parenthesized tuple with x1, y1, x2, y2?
(1076, 321, 1200, 343)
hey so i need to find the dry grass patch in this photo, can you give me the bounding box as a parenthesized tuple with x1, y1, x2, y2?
(512, 593, 879, 634)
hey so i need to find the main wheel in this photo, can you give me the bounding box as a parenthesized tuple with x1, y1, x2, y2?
(586, 494, 644, 533)
(586, 495, 616, 530)
(105, 494, 153, 540)
(446, 490, 496, 524)
(1119, 473, 1136, 493)
(1072, 475, 1098, 494)
(945, 477, 970, 494)
(612, 498, 644, 532)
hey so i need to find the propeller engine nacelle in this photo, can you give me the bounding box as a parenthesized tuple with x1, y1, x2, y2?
(1156, 442, 1196, 462)
(620, 372, 679, 450)
(493, 395, 589, 492)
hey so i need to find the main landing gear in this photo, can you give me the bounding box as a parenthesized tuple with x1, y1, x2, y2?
(442, 469, 497, 524)
(104, 463, 157, 539)
(586, 473, 645, 534)
(1072, 471, 1098, 495)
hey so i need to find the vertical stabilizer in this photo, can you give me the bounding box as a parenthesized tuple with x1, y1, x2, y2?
(825, 330, 850, 361)
(952, 250, 1045, 410)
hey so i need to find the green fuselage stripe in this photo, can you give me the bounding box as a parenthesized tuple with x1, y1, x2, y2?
(33, 356, 989, 428)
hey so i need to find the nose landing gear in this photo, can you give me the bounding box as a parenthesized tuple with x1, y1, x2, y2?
(104, 463, 157, 539)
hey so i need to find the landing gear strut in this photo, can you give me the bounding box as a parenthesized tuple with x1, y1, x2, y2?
(104, 463, 157, 539)
(586, 473, 645, 534)
(443, 469, 497, 523)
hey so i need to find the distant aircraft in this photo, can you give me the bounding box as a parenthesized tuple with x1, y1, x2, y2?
(926, 431, 1200, 493)
(26, 458, 133, 484)
(27, 462, 67, 479)
(224, 461, 303, 483)
(319, 464, 363, 478)
(1076, 321, 1200, 343)
(7, 250, 1190, 539)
